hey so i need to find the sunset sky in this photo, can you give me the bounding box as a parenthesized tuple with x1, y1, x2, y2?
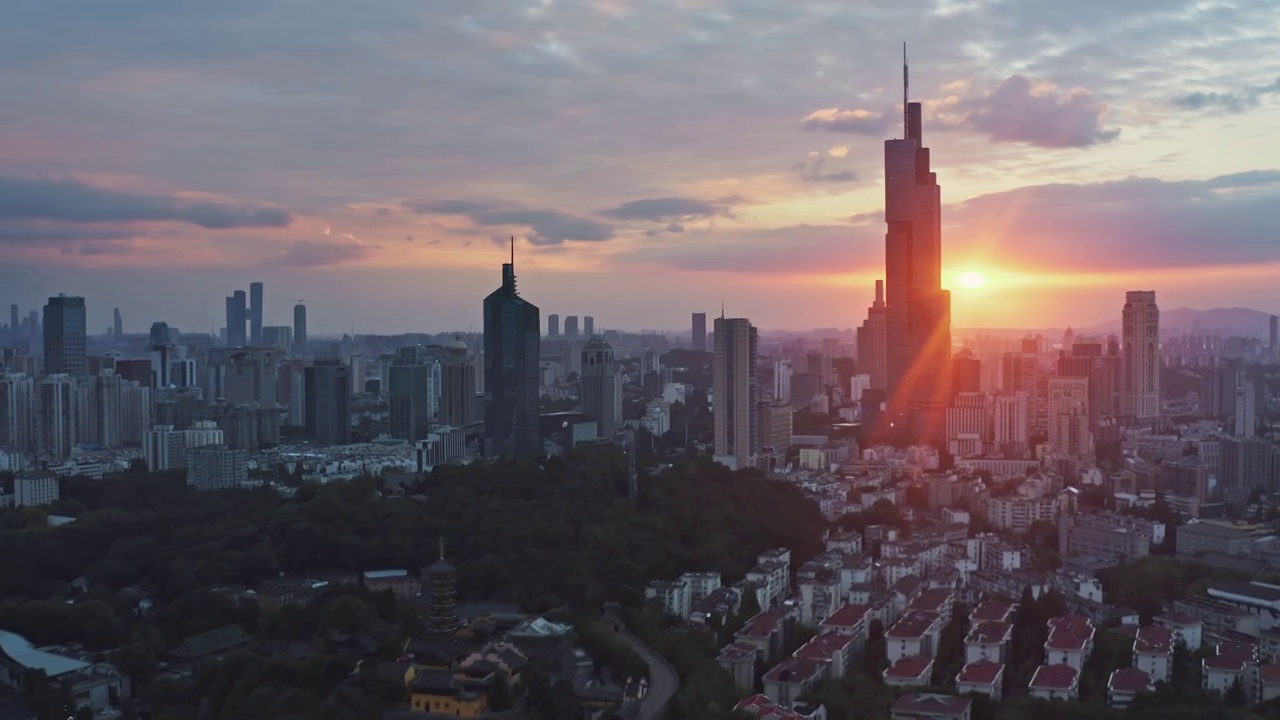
(1, 0, 1278, 335)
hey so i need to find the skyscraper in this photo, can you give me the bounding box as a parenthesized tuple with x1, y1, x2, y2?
(0, 373, 35, 453)
(483, 248, 541, 459)
(1048, 377, 1092, 457)
(880, 51, 951, 429)
(389, 351, 433, 443)
(580, 337, 620, 439)
(564, 315, 580, 339)
(37, 374, 76, 459)
(1121, 291, 1160, 420)
(547, 314, 560, 338)
(951, 349, 981, 397)
(43, 295, 87, 377)
(113, 308, 123, 337)
(9, 305, 18, 340)
(225, 290, 247, 348)
(583, 316, 595, 338)
(692, 313, 707, 352)
(293, 302, 308, 357)
(857, 279, 888, 391)
(440, 337, 477, 427)
(1271, 315, 1278, 358)
(304, 360, 350, 445)
(713, 316, 758, 469)
(249, 281, 264, 346)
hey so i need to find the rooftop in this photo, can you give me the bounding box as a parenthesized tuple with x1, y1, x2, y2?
(889, 693, 972, 718)
(965, 620, 1012, 645)
(739, 608, 788, 639)
(363, 569, 410, 580)
(956, 660, 1004, 685)
(970, 599, 1017, 623)
(821, 603, 870, 629)
(717, 642, 758, 664)
(887, 611, 940, 640)
(0, 631, 90, 678)
(1108, 667, 1152, 694)
(795, 632, 855, 662)
(884, 655, 934, 680)
(1210, 581, 1280, 604)
(1155, 611, 1200, 627)
(735, 694, 812, 720)
(1134, 625, 1175, 655)
(907, 589, 953, 614)
(1030, 663, 1079, 690)
(1260, 663, 1280, 686)
(762, 657, 826, 685)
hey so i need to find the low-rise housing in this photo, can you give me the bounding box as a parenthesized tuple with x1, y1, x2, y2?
(887, 611, 943, 662)
(1203, 640, 1257, 696)
(762, 657, 827, 708)
(1260, 663, 1280, 702)
(736, 607, 791, 665)
(965, 621, 1012, 665)
(1107, 667, 1153, 708)
(735, 693, 828, 720)
(1029, 663, 1079, 701)
(1133, 625, 1174, 682)
(955, 659, 1004, 699)
(794, 632, 856, 679)
(820, 604, 870, 644)
(884, 655, 934, 688)
(1174, 596, 1260, 639)
(970, 600, 1017, 624)
(1155, 612, 1204, 650)
(890, 693, 972, 720)
(646, 579, 691, 619)
(717, 641, 758, 692)
(1177, 522, 1257, 557)
(1044, 616, 1095, 671)
(362, 569, 421, 599)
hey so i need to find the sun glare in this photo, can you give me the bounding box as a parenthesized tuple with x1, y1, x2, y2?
(956, 270, 989, 290)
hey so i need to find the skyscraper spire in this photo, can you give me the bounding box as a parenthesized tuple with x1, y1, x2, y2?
(903, 42, 909, 136)
(510, 235, 515, 267)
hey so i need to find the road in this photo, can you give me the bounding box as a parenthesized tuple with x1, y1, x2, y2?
(616, 629, 679, 720)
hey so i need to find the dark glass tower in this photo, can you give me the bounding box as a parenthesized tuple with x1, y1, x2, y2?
(882, 49, 951, 431)
(483, 247, 540, 459)
(225, 290, 247, 348)
(293, 302, 308, 357)
(249, 281, 264, 346)
(43, 295, 87, 377)
(304, 359, 351, 445)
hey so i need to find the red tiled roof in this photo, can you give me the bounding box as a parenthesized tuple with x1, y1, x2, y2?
(887, 611, 940, 640)
(738, 608, 788, 639)
(821, 603, 870, 629)
(1204, 654, 1251, 672)
(1116, 623, 1140, 640)
(717, 641, 758, 664)
(965, 620, 1012, 645)
(970, 600, 1017, 623)
(1045, 615, 1095, 651)
(1216, 639, 1256, 661)
(907, 589, 954, 614)
(735, 693, 808, 720)
(890, 693, 972, 717)
(795, 632, 855, 662)
(884, 655, 934, 680)
(1260, 664, 1280, 686)
(762, 657, 826, 685)
(956, 660, 1004, 685)
(1134, 625, 1174, 655)
(1030, 663, 1079, 690)
(1108, 667, 1152, 694)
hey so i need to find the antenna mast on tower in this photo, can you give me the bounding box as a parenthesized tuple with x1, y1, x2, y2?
(903, 42, 909, 135)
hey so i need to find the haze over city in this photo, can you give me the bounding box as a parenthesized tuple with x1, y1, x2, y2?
(2, 1, 1279, 333)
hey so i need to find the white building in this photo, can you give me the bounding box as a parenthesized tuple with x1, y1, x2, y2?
(144, 425, 186, 471)
(184, 420, 224, 449)
(187, 445, 248, 491)
(645, 579, 691, 619)
(15, 470, 59, 507)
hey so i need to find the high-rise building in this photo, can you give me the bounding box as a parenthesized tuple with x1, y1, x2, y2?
(187, 445, 248, 491)
(262, 326, 293, 353)
(564, 315, 580, 339)
(249, 281, 264, 346)
(112, 308, 123, 338)
(758, 401, 793, 453)
(8, 305, 18, 340)
(1234, 380, 1257, 438)
(773, 359, 793, 403)
(547, 314, 560, 338)
(1121, 291, 1161, 420)
(994, 391, 1030, 457)
(43, 295, 87, 377)
(0, 374, 35, 454)
(1048, 377, 1092, 457)
(37, 374, 76, 459)
(583, 316, 595, 338)
(304, 360, 350, 445)
(389, 356, 434, 443)
(483, 251, 541, 459)
(293, 302, 308, 357)
(951, 349, 981, 398)
(945, 392, 990, 457)
(225, 290, 247, 348)
(881, 55, 951, 429)
(144, 425, 187, 471)
(580, 337, 620, 439)
(857, 280, 888, 390)
(440, 337, 477, 428)
(1271, 316, 1278, 358)
(692, 313, 707, 352)
(713, 316, 758, 469)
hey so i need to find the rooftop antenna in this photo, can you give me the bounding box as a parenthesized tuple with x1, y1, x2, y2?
(510, 235, 515, 267)
(903, 41, 909, 136)
(438, 535, 445, 561)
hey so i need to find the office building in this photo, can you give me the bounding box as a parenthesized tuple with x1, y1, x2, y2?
(249, 281, 264, 346)
(583, 316, 595, 338)
(946, 392, 991, 457)
(1121, 291, 1160, 420)
(758, 402, 793, 452)
(1058, 512, 1155, 562)
(43, 295, 87, 377)
(547, 314, 560, 338)
(440, 338, 476, 427)
(145, 425, 187, 471)
(483, 250, 541, 459)
(37, 374, 76, 459)
(304, 360, 351, 445)
(713, 316, 758, 469)
(564, 315, 580, 339)
(225, 290, 247, 348)
(1048, 377, 1092, 457)
(881, 57, 951, 427)
(952, 349, 981, 397)
(857, 279, 888, 390)
(773, 359, 793, 403)
(580, 337, 621, 439)
(692, 312, 707, 352)
(293, 302, 308, 357)
(1234, 380, 1256, 438)
(994, 392, 1030, 456)
(187, 445, 248, 491)
(389, 355, 434, 443)
(1271, 316, 1279, 359)
(262, 326, 293, 353)
(112, 308, 123, 338)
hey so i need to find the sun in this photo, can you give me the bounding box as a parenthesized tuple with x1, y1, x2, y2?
(956, 270, 989, 290)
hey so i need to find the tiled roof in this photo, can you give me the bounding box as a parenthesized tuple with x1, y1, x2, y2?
(738, 608, 788, 639)
(1030, 663, 1078, 690)
(884, 655, 934, 680)
(1259, 663, 1280, 686)
(734, 693, 809, 720)
(1045, 615, 1094, 651)
(890, 693, 972, 717)
(1134, 625, 1174, 655)
(970, 600, 1017, 623)
(762, 657, 826, 685)
(1107, 667, 1152, 694)
(887, 611, 940, 640)
(907, 589, 953, 614)
(956, 660, 1004, 685)
(821, 603, 870, 629)
(794, 632, 855, 662)
(717, 641, 758, 664)
(965, 620, 1012, 645)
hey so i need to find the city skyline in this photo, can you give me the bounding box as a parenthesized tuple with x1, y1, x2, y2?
(1, 1, 1278, 333)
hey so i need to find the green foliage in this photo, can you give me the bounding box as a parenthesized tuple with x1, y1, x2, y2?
(933, 603, 970, 686)
(1099, 556, 1247, 621)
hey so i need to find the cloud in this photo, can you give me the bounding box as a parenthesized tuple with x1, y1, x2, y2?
(625, 224, 875, 275)
(800, 108, 898, 135)
(412, 200, 614, 245)
(1173, 77, 1280, 113)
(0, 176, 292, 228)
(956, 75, 1119, 148)
(0, 220, 136, 244)
(791, 157, 858, 183)
(600, 197, 730, 221)
(259, 232, 374, 268)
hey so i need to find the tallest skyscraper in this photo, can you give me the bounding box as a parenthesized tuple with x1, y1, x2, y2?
(880, 47, 951, 433)
(483, 241, 541, 459)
